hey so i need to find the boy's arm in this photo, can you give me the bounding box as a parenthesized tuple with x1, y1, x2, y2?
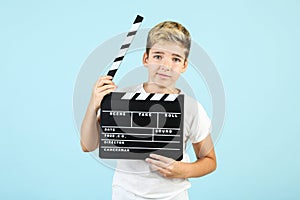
(187, 134, 217, 178)
(145, 134, 217, 178)
(80, 97, 99, 152)
(80, 76, 117, 152)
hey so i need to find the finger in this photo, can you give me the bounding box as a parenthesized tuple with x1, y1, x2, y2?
(103, 87, 117, 96)
(96, 79, 116, 88)
(95, 76, 113, 86)
(149, 163, 172, 177)
(95, 87, 116, 99)
(97, 75, 113, 82)
(98, 77, 114, 84)
(149, 154, 174, 165)
(145, 158, 169, 169)
(94, 85, 116, 99)
(148, 163, 161, 171)
(104, 75, 113, 79)
(93, 86, 116, 105)
(95, 84, 117, 93)
(158, 168, 172, 177)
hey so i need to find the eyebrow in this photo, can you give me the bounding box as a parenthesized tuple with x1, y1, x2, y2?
(151, 51, 184, 59)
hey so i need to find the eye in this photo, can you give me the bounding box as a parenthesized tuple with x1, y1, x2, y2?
(153, 55, 162, 60)
(172, 57, 181, 63)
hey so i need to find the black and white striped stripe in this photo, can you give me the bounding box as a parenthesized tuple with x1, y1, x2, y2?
(121, 92, 179, 102)
(107, 15, 144, 78)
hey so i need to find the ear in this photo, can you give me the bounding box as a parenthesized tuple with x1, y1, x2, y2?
(142, 52, 149, 66)
(181, 59, 188, 73)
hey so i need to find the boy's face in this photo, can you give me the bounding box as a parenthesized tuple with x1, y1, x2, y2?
(143, 41, 188, 91)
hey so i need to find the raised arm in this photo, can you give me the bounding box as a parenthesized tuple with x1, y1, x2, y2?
(80, 75, 117, 152)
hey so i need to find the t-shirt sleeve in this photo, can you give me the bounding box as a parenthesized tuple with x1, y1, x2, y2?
(188, 101, 212, 143)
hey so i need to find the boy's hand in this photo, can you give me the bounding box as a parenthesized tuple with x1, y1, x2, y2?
(92, 75, 117, 112)
(145, 154, 188, 179)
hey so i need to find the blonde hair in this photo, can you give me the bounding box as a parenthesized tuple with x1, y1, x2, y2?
(146, 21, 191, 59)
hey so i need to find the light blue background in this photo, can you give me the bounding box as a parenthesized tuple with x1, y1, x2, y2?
(1, 0, 299, 199)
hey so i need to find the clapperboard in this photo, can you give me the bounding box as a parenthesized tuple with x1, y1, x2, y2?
(98, 15, 184, 161)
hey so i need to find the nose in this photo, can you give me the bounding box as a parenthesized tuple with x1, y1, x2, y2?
(160, 59, 171, 71)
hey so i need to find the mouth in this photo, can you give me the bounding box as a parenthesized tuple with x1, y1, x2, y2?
(156, 73, 171, 78)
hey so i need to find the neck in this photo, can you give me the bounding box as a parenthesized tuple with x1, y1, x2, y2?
(143, 82, 180, 94)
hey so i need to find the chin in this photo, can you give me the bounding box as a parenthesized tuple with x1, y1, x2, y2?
(153, 81, 174, 90)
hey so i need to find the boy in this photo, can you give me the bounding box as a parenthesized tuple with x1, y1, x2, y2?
(80, 21, 216, 200)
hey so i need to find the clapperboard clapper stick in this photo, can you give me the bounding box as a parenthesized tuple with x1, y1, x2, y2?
(107, 15, 144, 78)
(99, 15, 184, 161)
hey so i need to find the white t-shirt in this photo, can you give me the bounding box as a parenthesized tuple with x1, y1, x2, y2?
(112, 84, 211, 199)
